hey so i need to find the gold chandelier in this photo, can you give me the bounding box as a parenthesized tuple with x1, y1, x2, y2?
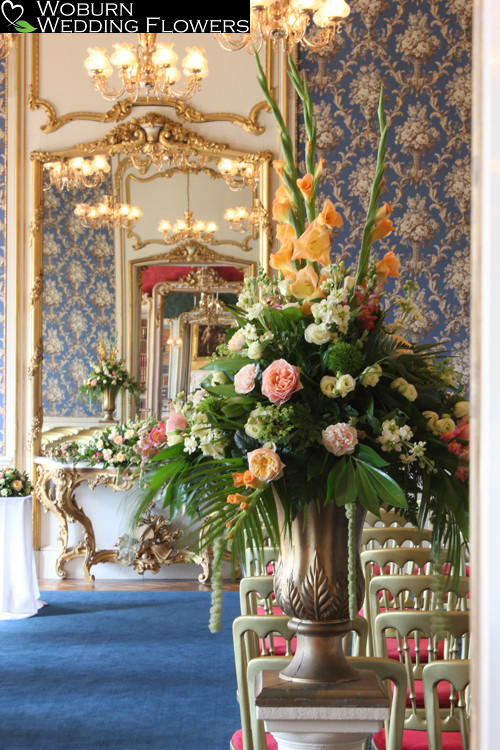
(43, 156, 111, 191)
(74, 194, 142, 231)
(0, 34, 18, 60)
(217, 158, 259, 191)
(158, 172, 218, 244)
(216, 0, 350, 52)
(84, 33, 209, 103)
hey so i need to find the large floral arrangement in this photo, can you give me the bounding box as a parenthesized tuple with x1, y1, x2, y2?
(128, 57, 469, 628)
(79, 335, 141, 403)
(0, 467, 33, 497)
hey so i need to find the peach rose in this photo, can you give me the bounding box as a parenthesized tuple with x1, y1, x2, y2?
(12, 480, 23, 492)
(166, 413, 187, 432)
(113, 435, 125, 445)
(234, 363, 258, 394)
(322, 423, 358, 456)
(261, 359, 303, 406)
(247, 448, 285, 482)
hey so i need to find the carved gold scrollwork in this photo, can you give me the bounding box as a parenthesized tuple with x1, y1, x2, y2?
(29, 270, 44, 307)
(27, 340, 43, 378)
(26, 408, 44, 448)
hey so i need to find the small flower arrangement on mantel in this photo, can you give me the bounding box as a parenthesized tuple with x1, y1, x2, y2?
(125, 55, 469, 631)
(79, 335, 141, 421)
(0, 467, 33, 497)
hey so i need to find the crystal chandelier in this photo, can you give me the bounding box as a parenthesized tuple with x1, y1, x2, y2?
(0, 34, 18, 60)
(130, 147, 209, 175)
(43, 155, 111, 191)
(217, 158, 259, 191)
(84, 33, 209, 103)
(158, 172, 218, 244)
(195, 292, 224, 323)
(74, 194, 142, 231)
(224, 199, 266, 232)
(216, 0, 350, 52)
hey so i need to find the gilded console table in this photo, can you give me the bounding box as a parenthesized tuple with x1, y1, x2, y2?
(34, 457, 210, 583)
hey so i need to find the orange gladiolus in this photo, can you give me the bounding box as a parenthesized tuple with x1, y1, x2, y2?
(297, 173, 314, 200)
(232, 470, 263, 489)
(272, 183, 294, 224)
(317, 199, 343, 229)
(376, 250, 400, 281)
(371, 217, 394, 243)
(292, 219, 332, 267)
(289, 264, 324, 301)
(270, 241, 296, 279)
(227, 493, 247, 505)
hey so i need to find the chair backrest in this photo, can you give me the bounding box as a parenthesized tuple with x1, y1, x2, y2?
(239, 576, 276, 616)
(368, 574, 470, 622)
(361, 546, 435, 655)
(244, 546, 280, 577)
(233, 613, 407, 750)
(365, 509, 411, 527)
(361, 526, 432, 550)
(374, 610, 470, 733)
(423, 659, 470, 750)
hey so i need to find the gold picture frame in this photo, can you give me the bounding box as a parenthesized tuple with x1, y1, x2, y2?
(191, 323, 228, 368)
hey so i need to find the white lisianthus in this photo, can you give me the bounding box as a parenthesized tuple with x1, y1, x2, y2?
(96, 439, 104, 450)
(211, 371, 229, 386)
(247, 341, 263, 360)
(360, 363, 382, 387)
(335, 373, 356, 397)
(244, 418, 264, 439)
(227, 330, 246, 352)
(124, 429, 135, 440)
(304, 323, 333, 346)
(320, 375, 338, 398)
(391, 377, 418, 402)
(422, 410, 440, 431)
(343, 275, 356, 291)
(167, 434, 184, 446)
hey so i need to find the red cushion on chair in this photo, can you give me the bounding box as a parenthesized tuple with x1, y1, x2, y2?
(408, 679, 456, 708)
(372, 728, 465, 750)
(257, 605, 284, 616)
(231, 729, 278, 750)
(386, 637, 445, 662)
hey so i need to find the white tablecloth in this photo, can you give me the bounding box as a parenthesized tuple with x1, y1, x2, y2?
(0, 495, 46, 620)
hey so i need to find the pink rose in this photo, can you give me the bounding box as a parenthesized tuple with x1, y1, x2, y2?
(322, 423, 358, 456)
(261, 359, 303, 406)
(166, 413, 188, 432)
(90, 379, 98, 387)
(234, 364, 258, 394)
(113, 435, 125, 445)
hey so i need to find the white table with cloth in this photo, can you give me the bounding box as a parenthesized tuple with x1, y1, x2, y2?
(0, 495, 46, 620)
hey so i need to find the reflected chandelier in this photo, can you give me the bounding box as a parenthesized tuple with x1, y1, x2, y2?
(74, 194, 142, 231)
(217, 158, 259, 191)
(43, 155, 111, 191)
(158, 172, 218, 245)
(84, 33, 209, 103)
(225, 199, 266, 233)
(216, 0, 350, 52)
(195, 292, 224, 323)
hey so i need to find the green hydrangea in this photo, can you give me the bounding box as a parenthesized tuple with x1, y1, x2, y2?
(325, 341, 363, 376)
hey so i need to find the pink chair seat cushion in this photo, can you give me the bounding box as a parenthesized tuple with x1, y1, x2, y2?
(257, 605, 284, 616)
(407, 679, 455, 708)
(372, 727, 465, 749)
(231, 728, 278, 750)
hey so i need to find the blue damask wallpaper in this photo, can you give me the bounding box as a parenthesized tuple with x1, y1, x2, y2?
(0, 58, 6, 453)
(298, 0, 471, 386)
(42, 183, 116, 417)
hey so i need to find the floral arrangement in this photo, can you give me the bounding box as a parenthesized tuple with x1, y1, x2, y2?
(127, 56, 469, 629)
(0, 467, 33, 497)
(79, 335, 141, 403)
(44, 417, 174, 473)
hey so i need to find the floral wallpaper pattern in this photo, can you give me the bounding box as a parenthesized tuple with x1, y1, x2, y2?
(42, 183, 116, 417)
(0, 59, 6, 453)
(298, 0, 471, 386)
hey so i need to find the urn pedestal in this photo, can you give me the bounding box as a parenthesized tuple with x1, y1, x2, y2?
(99, 386, 119, 424)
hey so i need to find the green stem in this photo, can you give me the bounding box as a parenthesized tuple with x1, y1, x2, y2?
(346, 501, 357, 621)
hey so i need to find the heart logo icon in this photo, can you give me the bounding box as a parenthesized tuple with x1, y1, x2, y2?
(1, 0, 24, 25)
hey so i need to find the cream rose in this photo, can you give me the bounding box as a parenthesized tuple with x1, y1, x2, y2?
(304, 323, 332, 346)
(167, 434, 184, 446)
(12, 480, 23, 492)
(391, 377, 418, 402)
(211, 371, 228, 386)
(322, 423, 358, 456)
(435, 416, 456, 434)
(454, 401, 469, 419)
(227, 330, 246, 352)
(234, 363, 258, 394)
(423, 410, 440, 431)
(247, 448, 285, 482)
(336, 373, 356, 397)
(320, 375, 338, 398)
(360, 363, 382, 387)
(261, 359, 303, 406)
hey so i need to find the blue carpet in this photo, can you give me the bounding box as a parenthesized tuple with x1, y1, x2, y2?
(0, 590, 241, 750)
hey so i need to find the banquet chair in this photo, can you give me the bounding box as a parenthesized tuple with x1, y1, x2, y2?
(361, 526, 432, 551)
(368, 575, 470, 670)
(372, 610, 470, 749)
(361, 546, 435, 654)
(231, 613, 407, 750)
(365, 509, 413, 528)
(423, 659, 470, 750)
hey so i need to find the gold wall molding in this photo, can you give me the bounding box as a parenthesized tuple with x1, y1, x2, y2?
(27, 339, 43, 378)
(28, 35, 269, 135)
